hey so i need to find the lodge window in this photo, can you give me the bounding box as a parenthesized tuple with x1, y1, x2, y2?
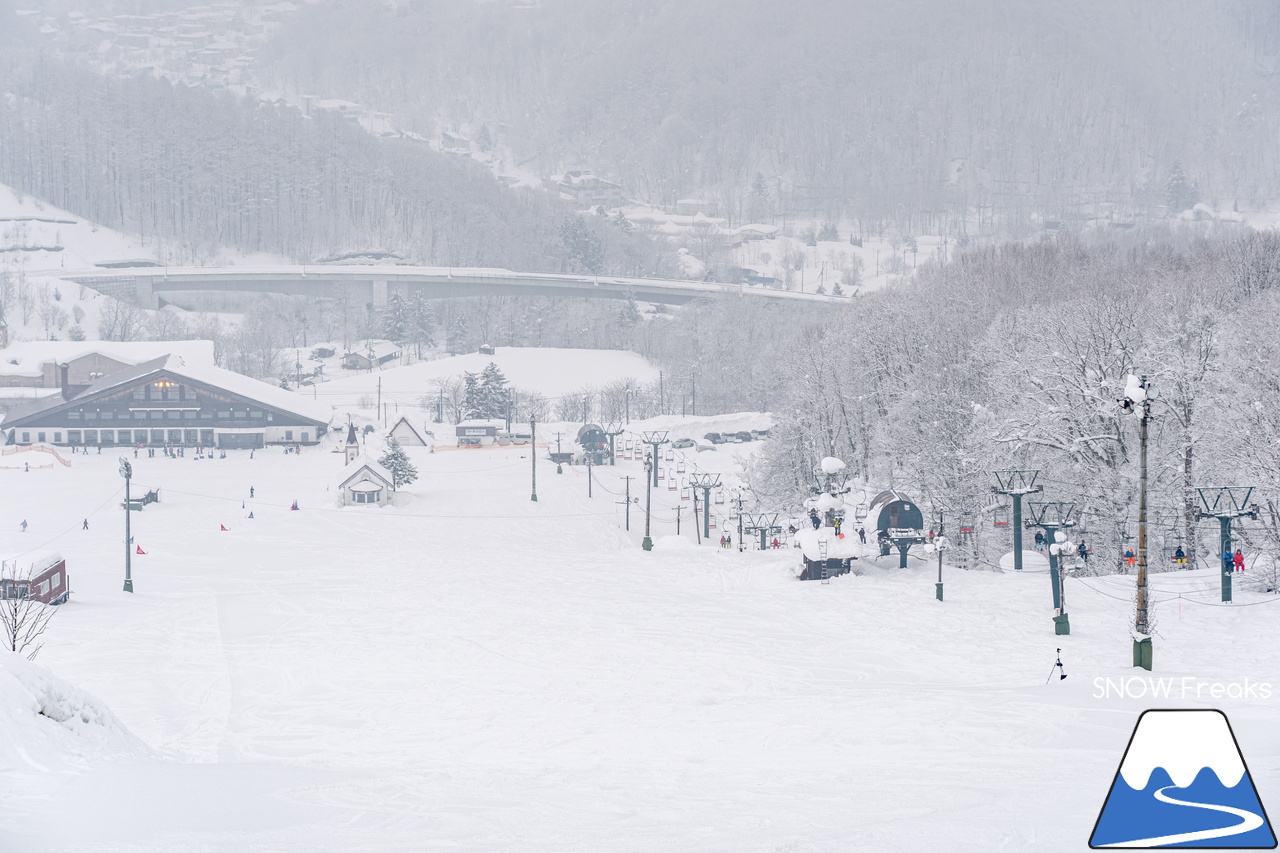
(150, 411, 163, 419)
(53, 432, 61, 442)
(21, 432, 30, 442)
(133, 388, 145, 401)
(85, 430, 97, 443)
(52, 574, 61, 589)
(135, 411, 147, 419)
(166, 411, 180, 419)
(101, 411, 113, 420)
(85, 411, 97, 419)
(250, 411, 263, 419)
(68, 411, 80, 420)
(68, 430, 81, 443)
(218, 411, 231, 419)
(200, 412, 213, 419)
(234, 411, 247, 419)
(101, 430, 114, 443)
(183, 411, 197, 419)
(285, 430, 293, 440)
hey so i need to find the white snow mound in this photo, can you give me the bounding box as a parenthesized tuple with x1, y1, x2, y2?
(0, 653, 150, 769)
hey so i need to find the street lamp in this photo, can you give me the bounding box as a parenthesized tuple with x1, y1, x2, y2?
(1120, 374, 1158, 670)
(119, 457, 133, 593)
(642, 452, 655, 551)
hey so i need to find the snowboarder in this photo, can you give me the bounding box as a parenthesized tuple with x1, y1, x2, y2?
(809, 509, 821, 530)
(249, 487, 255, 499)
(1234, 548, 1245, 572)
(1124, 548, 1136, 567)
(1173, 546, 1186, 565)
(858, 527, 866, 544)
(1077, 540, 1089, 563)
(82, 518, 89, 530)
(24, 462, 28, 472)
(20, 519, 27, 533)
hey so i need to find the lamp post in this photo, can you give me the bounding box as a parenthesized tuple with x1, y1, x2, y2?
(530, 417, 537, 502)
(642, 453, 655, 551)
(119, 457, 133, 593)
(1120, 375, 1157, 670)
(640, 430, 669, 488)
(931, 534, 948, 601)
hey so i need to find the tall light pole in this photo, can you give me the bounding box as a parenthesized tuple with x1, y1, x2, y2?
(1120, 375, 1157, 670)
(642, 453, 655, 551)
(530, 417, 538, 502)
(641, 430, 669, 488)
(119, 457, 133, 593)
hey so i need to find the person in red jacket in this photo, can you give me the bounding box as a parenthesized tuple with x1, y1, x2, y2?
(1234, 549, 1245, 572)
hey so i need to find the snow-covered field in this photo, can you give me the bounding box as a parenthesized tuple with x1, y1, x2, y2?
(2, 429, 1278, 851)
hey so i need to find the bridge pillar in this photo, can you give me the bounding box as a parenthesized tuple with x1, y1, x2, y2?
(135, 277, 160, 309)
(372, 280, 389, 310)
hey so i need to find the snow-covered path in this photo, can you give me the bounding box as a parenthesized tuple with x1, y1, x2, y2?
(2, 444, 1278, 851)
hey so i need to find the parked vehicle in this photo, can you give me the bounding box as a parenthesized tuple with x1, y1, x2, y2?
(509, 433, 532, 445)
(703, 432, 725, 444)
(672, 437, 696, 449)
(750, 428, 770, 439)
(734, 431, 754, 442)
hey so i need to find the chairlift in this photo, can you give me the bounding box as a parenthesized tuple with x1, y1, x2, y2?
(709, 515, 717, 529)
(668, 477, 677, 491)
(993, 506, 1010, 528)
(676, 460, 686, 474)
(714, 490, 725, 505)
(959, 511, 975, 535)
(681, 486, 691, 501)
(854, 503, 868, 522)
(665, 448, 674, 462)
(657, 468, 665, 480)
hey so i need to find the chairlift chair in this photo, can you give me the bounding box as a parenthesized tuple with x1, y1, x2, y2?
(676, 460, 686, 474)
(709, 515, 717, 529)
(959, 511, 975, 535)
(665, 448, 674, 462)
(854, 504, 868, 522)
(993, 506, 1010, 528)
(668, 477, 677, 491)
(714, 490, 725, 505)
(681, 486, 691, 501)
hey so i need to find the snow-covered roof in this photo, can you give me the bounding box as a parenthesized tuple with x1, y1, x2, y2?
(339, 453, 394, 491)
(1, 354, 332, 427)
(456, 419, 505, 429)
(347, 479, 384, 493)
(794, 527, 863, 562)
(388, 416, 428, 443)
(1, 550, 64, 579)
(345, 341, 400, 360)
(0, 340, 216, 379)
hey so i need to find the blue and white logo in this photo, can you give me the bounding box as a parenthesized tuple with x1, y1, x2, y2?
(1090, 709, 1276, 848)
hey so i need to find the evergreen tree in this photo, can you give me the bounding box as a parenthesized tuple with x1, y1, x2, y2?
(477, 362, 511, 419)
(559, 215, 604, 274)
(407, 293, 437, 356)
(1164, 162, 1199, 212)
(378, 438, 418, 488)
(832, 281, 844, 296)
(382, 291, 410, 344)
(818, 222, 840, 241)
(462, 371, 483, 420)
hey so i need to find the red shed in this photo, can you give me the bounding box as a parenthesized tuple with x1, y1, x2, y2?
(2, 552, 70, 605)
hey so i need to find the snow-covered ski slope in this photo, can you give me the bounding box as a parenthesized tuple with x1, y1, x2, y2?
(2, 434, 1279, 850)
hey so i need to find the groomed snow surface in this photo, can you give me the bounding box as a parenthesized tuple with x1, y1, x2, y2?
(2, 431, 1279, 851)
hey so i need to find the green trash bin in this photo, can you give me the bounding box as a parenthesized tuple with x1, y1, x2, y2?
(1133, 637, 1152, 671)
(1053, 614, 1070, 636)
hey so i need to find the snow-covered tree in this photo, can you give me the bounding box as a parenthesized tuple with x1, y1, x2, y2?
(378, 438, 418, 488)
(1164, 162, 1198, 213)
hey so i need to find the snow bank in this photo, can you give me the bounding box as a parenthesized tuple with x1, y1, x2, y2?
(998, 550, 1050, 571)
(0, 654, 150, 770)
(652, 534, 696, 551)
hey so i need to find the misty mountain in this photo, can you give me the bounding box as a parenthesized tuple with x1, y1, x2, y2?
(256, 0, 1280, 235)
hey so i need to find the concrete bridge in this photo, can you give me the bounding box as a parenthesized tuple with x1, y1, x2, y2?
(59, 265, 842, 310)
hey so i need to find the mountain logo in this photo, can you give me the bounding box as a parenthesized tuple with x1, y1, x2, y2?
(1090, 709, 1276, 848)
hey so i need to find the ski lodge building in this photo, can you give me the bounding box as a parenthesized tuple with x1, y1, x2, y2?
(1, 354, 332, 449)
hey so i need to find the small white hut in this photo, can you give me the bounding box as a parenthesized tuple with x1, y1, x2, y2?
(339, 454, 395, 506)
(388, 416, 430, 447)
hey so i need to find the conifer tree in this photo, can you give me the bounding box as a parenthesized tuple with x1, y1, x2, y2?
(378, 438, 418, 488)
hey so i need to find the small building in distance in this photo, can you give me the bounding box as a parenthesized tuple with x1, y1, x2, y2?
(339, 454, 395, 507)
(0, 340, 216, 390)
(389, 416, 431, 447)
(1, 551, 70, 605)
(555, 170, 623, 209)
(1, 354, 331, 449)
(455, 419, 506, 447)
(342, 341, 401, 371)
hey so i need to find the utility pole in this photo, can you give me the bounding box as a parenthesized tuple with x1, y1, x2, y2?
(690, 473, 721, 542)
(1026, 501, 1076, 635)
(119, 457, 133, 593)
(587, 453, 593, 498)
(659, 371, 665, 415)
(643, 453, 655, 551)
(530, 417, 537, 502)
(1196, 487, 1259, 604)
(640, 430, 670, 487)
(674, 504, 683, 535)
(690, 375, 696, 417)
(377, 376, 381, 416)
(1120, 375, 1157, 669)
(993, 470, 1042, 572)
